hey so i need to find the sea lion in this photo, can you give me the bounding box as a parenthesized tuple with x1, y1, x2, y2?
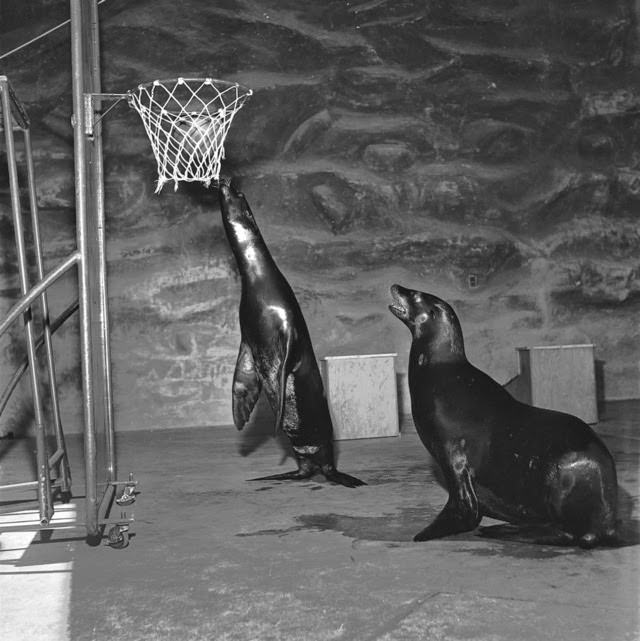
(218, 180, 365, 488)
(389, 284, 618, 548)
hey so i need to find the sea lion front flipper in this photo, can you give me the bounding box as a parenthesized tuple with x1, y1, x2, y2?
(414, 462, 481, 542)
(232, 340, 261, 430)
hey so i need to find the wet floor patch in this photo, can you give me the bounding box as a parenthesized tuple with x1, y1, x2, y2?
(234, 508, 637, 558)
(236, 525, 308, 538)
(350, 465, 438, 486)
(236, 507, 437, 542)
(296, 509, 429, 541)
(293, 512, 592, 556)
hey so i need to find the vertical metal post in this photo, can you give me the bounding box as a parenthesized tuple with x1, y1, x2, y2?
(0, 82, 53, 526)
(70, 0, 115, 541)
(23, 127, 72, 496)
(70, 0, 98, 539)
(89, 0, 116, 483)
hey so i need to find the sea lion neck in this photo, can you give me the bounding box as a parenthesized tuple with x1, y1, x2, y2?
(229, 221, 274, 282)
(220, 204, 275, 282)
(409, 333, 466, 366)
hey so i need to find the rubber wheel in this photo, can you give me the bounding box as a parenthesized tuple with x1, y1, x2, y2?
(108, 526, 129, 549)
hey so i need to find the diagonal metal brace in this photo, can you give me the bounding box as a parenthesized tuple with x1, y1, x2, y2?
(83, 92, 130, 136)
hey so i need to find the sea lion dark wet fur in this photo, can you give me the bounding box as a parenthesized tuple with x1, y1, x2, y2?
(218, 180, 364, 488)
(389, 284, 618, 548)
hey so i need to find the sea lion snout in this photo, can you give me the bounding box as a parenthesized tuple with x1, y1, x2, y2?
(389, 284, 411, 322)
(218, 178, 246, 201)
(218, 180, 252, 228)
(218, 181, 233, 203)
(389, 285, 464, 349)
(389, 284, 430, 329)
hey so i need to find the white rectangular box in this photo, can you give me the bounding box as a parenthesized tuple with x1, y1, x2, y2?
(321, 354, 399, 440)
(508, 344, 598, 424)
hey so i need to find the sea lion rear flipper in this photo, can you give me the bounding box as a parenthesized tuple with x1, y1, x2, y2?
(232, 340, 261, 430)
(322, 468, 367, 488)
(248, 456, 316, 482)
(247, 470, 314, 482)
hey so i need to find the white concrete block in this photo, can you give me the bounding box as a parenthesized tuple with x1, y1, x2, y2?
(321, 353, 399, 440)
(511, 344, 598, 424)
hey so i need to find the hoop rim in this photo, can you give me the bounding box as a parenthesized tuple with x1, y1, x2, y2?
(126, 76, 253, 192)
(131, 77, 253, 96)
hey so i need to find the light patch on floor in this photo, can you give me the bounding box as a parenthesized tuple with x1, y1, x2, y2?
(0, 503, 76, 641)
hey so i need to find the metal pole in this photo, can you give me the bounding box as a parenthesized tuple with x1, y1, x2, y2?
(0, 80, 53, 526)
(88, 0, 116, 484)
(23, 127, 72, 497)
(70, 0, 99, 540)
(0, 481, 39, 492)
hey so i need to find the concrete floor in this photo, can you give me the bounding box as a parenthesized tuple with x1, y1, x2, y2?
(1, 401, 639, 641)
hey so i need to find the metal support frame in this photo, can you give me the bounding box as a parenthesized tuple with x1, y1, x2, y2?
(0, 75, 73, 524)
(0, 0, 137, 547)
(69, 0, 135, 544)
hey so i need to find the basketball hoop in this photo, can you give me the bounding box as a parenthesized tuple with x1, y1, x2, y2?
(127, 77, 252, 193)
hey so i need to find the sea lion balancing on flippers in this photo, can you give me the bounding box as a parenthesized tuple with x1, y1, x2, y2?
(389, 284, 618, 548)
(218, 180, 365, 488)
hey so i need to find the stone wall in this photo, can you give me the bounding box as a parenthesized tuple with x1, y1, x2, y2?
(1, 0, 639, 434)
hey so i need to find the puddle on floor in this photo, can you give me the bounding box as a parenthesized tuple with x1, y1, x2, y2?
(236, 506, 639, 558)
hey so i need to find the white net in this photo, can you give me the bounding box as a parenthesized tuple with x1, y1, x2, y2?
(128, 77, 252, 193)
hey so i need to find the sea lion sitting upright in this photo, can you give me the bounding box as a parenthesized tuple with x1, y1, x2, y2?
(218, 180, 365, 488)
(389, 284, 618, 548)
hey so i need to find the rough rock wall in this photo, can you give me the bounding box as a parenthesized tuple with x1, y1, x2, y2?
(1, 0, 638, 434)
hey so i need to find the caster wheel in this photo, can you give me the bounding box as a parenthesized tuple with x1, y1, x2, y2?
(108, 525, 129, 549)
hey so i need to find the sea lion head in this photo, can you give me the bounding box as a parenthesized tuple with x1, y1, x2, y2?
(218, 179, 259, 236)
(389, 284, 465, 356)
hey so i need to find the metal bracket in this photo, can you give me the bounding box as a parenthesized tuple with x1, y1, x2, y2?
(83, 92, 130, 137)
(114, 472, 138, 506)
